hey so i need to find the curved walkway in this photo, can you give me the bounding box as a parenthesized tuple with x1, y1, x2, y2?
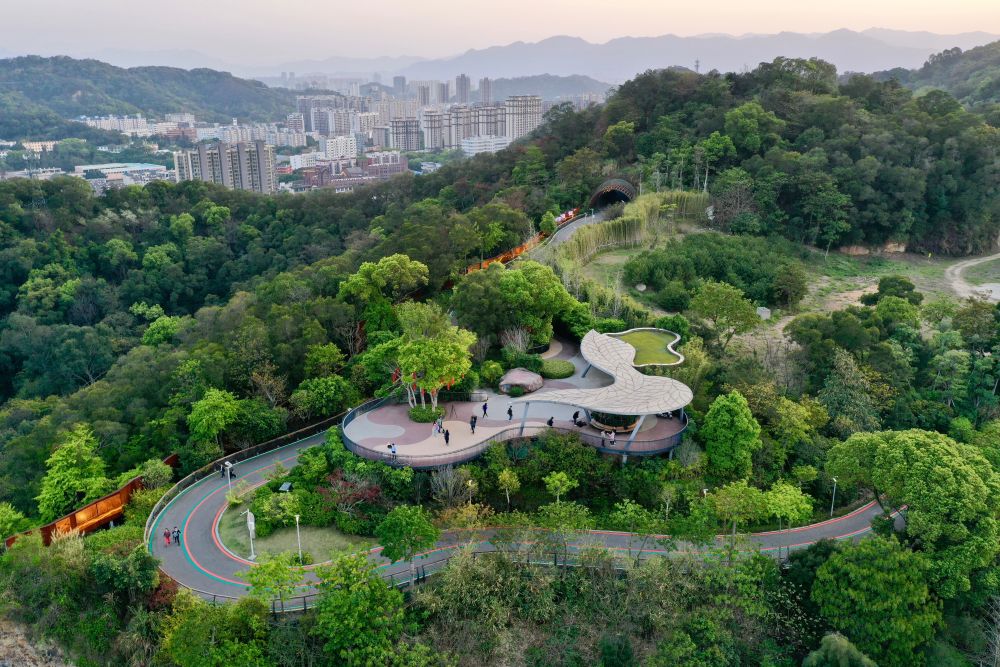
(150, 436, 890, 604)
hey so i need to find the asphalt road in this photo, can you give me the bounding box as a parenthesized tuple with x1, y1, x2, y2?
(149, 434, 888, 604)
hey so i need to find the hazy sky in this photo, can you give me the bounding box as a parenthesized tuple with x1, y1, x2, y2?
(4, 0, 999, 63)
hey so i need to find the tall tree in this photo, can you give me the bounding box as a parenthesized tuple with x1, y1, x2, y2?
(375, 505, 440, 590)
(36, 423, 111, 522)
(689, 281, 759, 352)
(702, 391, 763, 483)
(812, 538, 941, 667)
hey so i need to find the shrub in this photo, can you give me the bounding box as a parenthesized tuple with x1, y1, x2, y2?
(591, 412, 640, 429)
(653, 314, 691, 342)
(409, 405, 444, 423)
(595, 317, 627, 334)
(480, 361, 504, 385)
(501, 348, 543, 373)
(507, 386, 526, 398)
(123, 487, 166, 527)
(540, 359, 575, 379)
(656, 281, 691, 312)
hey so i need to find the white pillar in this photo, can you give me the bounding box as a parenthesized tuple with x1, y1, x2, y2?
(518, 402, 530, 436)
(625, 414, 647, 446)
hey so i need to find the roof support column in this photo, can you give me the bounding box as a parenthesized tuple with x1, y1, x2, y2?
(518, 402, 530, 436)
(625, 414, 647, 446)
(581, 363, 592, 378)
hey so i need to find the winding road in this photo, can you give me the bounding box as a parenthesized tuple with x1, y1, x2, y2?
(148, 434, 890, 606)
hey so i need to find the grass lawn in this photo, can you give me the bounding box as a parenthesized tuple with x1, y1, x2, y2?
(803, 251, 953, 300)
(218, 506, 375, 562)
(614, 329, 681, 365)
(965, 258, 1000, 286)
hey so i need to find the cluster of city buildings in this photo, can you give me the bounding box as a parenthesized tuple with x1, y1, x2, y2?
(5, 71, 604, 196)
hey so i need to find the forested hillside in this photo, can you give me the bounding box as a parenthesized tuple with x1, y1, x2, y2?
(876, 40, 1000, 106)
(1, 55, 999, 666)
(0, 55, 304, 138)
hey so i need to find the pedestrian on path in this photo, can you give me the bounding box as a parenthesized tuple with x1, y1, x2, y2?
(218, 464, 225, 479)
(389, 443, 398, 462)
(547, 416, 554, 427)
(470, 415, 476, 434)
(572, 410, 580, 423)
(482, 401, 488, 418)
(507, 405, 513, 420)
(444, 429, 450, 446)
(171, 527, 180, 546)
(162, 528, 171, 547)
(609, 431, 616, 446)
(432, 421, 438, 438)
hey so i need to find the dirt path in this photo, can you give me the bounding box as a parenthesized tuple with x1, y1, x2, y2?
(944, 250, 1000, 302)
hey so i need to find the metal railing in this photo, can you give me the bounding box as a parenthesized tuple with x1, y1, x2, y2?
(143, 412, 346, 547)
(342, 414, 689, 469)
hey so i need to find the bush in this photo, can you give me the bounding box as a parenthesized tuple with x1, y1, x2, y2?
(540, 359, 575, 379)
(595, 317, 627, 334)
(502, 348, 543, 373)
(653, 314, 690, 342)
(480, 361, 504, 385)
(409, 405, 444, 423)
(656, 281, 691, 312)
(507, 386, 526, 398)
(591, 412, 640, 429)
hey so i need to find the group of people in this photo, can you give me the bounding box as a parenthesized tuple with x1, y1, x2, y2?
(431, 416, 451, 445)
(162, 526, 180, 547)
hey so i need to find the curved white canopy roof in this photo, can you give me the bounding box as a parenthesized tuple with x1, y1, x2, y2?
(513, 330, 693, 416)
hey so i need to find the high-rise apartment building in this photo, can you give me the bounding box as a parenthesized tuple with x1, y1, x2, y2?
(390, 118, 421, 151)
(505, 95, 543, 140)
(311, 109, 354, 137)
(455, 74, 470, 104)
(435, 81, 449, 104)
(321, 135, 358, 160)
(422, 111, 445, 150)
(478, 77, 492, 105)
(286, 113, 305, 133)
(173, 141, 276, 194)
(416, 85, 431, 107)
(393, 75, 407, 95)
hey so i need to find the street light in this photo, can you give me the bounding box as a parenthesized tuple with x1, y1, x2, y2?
(830, 477, 838, 518)
(224, 460, 233, 493)
(294, 514, 302, 565)
(242, 508, 256, 561)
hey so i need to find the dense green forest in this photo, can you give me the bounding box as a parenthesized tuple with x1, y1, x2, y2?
(0, 55, 999, 666)
(0, 55, 308, 139)
(876, 39, 1000, 107)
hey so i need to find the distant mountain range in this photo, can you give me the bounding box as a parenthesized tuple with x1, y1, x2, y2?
(397, 29, 1000, 82)
(4, 29, 997, 86)
(874, 40, 1000, 106)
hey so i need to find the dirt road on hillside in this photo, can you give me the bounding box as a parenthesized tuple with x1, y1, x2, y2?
(944, 251, 1000, 302)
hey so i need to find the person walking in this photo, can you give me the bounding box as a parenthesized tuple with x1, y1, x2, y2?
(218, 464, 225, 479)
(507, 405, 513, 420)
(171, 527, 180, 546)
(600, 431, 606, 447)
(444, 429, 450, 446)
(572, 410, 580, 423)
(482, 401, 488, 418)
(162, 527, 171, 547)
(389, 443, 398, 462)
(609, 431, 616, 447)
(470, 415, 476, 434)
(546, 416, 554, 427)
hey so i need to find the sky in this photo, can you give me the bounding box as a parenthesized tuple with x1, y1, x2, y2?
(3, 0, 999, 64)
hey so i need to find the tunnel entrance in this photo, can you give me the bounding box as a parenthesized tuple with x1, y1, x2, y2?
(590, 178, 638, 209)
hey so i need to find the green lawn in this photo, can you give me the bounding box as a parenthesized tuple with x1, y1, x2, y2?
(965, 258, 1000, 286)
(218, 506, 374, 563)
(615, 329, 681, 365)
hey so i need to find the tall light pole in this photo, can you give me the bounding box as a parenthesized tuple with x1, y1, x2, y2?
(242, 508, 256, 561)
(294, 514, 302, 565)
(225, 461, 233, 493)
(829, 478, 838, 518)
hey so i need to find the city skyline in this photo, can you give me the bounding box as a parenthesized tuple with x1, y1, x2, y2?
(2, 0, 998, 64)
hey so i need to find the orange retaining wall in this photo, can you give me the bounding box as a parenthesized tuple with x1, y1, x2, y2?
(464, 209, 579, 275)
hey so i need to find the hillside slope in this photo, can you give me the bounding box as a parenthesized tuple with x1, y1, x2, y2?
(0, 55, 301, 128)
(875, 40, 1000, 105)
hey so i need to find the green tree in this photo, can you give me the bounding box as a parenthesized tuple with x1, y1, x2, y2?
(497, 468, 520, 509)
(0, 501, 29, 538)
(161, 590, 270, 667)
(303, 343, 346, 378)
(289, 375, 357, 419)
(709, 480, 767, 546)
(723, 101, 785, 155)
(688, 280, 759, 352)
(375, 505, 440, 589)
(543, 471, 579, 503)
(238, 551, 302, 605)
(398, 329, 475, 410)
(187, 387, 240, 445)
(36, 423, 111, 522)
(337, 253, 430, 304)
(803, 633, 876, 667)
(812, 538, 941, 666)
(818, 350, 881, 437)
(311, 552, 407, 666)
(702, 391, 763, 482)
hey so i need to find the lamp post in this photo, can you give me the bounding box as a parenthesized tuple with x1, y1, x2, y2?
(224, 461, 233, 493)
(242, 508, 256, 561)
(829, 478, 838, 518)
(294, 514, 302, 565)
